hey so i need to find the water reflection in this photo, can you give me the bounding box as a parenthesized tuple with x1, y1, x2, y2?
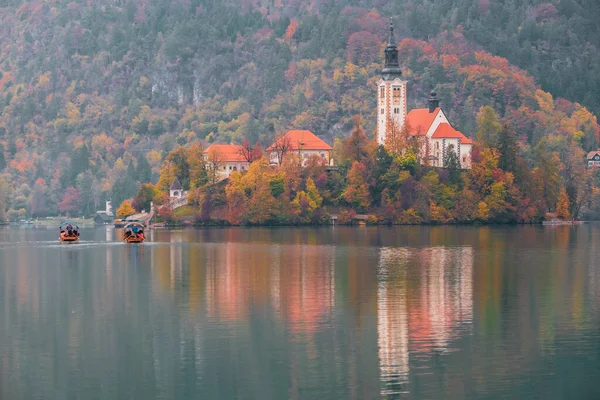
(0, 226, 599, 399)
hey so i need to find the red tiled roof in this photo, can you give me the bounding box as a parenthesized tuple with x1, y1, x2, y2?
(461, 136, 474, 145)
(587, 150, 600, 160)
(406, 108, 440, 136)
(431, 123, 474, 144)
(267, 130, 332, 151)
(203, 144, 248, 162)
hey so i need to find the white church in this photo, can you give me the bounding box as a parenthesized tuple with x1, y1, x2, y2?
(377, 21, 473, 169)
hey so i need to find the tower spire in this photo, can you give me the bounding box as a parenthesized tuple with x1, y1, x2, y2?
(382, 17, 402, 80)
(388, 18, 396, 48)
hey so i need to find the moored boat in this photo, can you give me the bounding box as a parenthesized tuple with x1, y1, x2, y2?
(59, 221, 80, 242)
(123, 222, 145, 243)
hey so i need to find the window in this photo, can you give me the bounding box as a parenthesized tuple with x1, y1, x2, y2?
(462, 156, 466, 163)
(435, 142, 439, 150)
(393, 108, 399, 114)
(393, 87, 401, 104)
(223, 166, 226, 170)
(381, 108, 384, 114)
(380, 87, 385, 100)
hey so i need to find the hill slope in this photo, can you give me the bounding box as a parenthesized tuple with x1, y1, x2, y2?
(0, 0, 598, 217)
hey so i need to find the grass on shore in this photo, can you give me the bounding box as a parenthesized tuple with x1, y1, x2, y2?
(174, 205, 199, 218)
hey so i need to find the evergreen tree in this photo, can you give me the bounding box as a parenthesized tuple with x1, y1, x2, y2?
(136, 155, 152, 184)
(68, 145, 90, 185)
(0, 144, 5, 170)
(498, 124, 518, 173)
(444, 149, 461, 185)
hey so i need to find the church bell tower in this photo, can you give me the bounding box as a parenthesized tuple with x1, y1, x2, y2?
(377, 19, 408, 146)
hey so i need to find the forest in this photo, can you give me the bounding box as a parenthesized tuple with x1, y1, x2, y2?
(0, 0, 599, 223)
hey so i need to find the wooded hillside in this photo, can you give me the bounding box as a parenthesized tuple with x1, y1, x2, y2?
(0, 0, 598, 219)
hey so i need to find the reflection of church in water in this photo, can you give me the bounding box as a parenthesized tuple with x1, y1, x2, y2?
(377, 246, 473, 393)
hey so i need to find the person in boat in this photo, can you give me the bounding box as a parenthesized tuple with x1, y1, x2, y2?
(66, 224, 73, 237)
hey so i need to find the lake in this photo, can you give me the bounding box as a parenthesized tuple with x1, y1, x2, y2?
(0, 225, 599, 399)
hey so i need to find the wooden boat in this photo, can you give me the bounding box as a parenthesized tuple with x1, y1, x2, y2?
(123, 222, 145, 243)
(59, 221, 80, 242)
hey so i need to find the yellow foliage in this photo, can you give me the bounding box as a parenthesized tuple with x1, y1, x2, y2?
(556, 188, 571, 220)
(477, 201, 490, 220)
(116, 200, 135, 218)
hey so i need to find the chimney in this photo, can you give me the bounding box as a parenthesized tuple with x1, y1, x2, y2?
(428, 90, 440, 113)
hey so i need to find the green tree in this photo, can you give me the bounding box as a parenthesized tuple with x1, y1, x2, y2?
(498, 124, 519, 173)
(476, 106, 502, 148)
(136, 155, 152, 184)
(444, 149, 461, 185)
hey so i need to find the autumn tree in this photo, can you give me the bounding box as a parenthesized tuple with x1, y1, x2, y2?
(532, 153, 561, 212)
(237, 140, 263, 163)
(386, 120, 412, 157)
(570, 169, 597, 220)
(271, 133, 293, 166)
(116, 200, 136, 218)
(133, 184, 157, 212)
(187, 142, 208, 189)
(344, 161, 371, 212)
(58, 187, 81, 216)
(556, 188, 571, 220)
(340, 115, 370, 163)
(0, 176, 12, 222)
(291, 177, 323, 223)
(205, 147, 224, 185)
(156, 161, 176, 192)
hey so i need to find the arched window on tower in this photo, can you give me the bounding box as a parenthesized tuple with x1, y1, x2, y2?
(380, 87, 385, 102)
(393, 87, 401, 104)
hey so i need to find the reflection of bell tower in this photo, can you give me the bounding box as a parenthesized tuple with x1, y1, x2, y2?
(377, 19, 408, 146)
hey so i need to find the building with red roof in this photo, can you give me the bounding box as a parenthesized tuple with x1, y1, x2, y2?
(267, 130, 333, 166)
(203, 144, 250, 180)
(377, 21, 474, 169)
(586, 149, 600, 167)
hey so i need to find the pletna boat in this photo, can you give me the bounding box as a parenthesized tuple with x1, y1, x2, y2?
(59, 221, 80, 242)
(123, 222, 145, 243)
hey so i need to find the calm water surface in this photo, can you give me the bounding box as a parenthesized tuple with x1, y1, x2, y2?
(0, 225, 599, 399)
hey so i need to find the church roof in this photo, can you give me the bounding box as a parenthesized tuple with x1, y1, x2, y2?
(406, 108, 441, 135)
(169, 178, 182, 190)
(204, 144, 248, 162)
(267, 130, 332, 151)
(431, 123, 474, 144)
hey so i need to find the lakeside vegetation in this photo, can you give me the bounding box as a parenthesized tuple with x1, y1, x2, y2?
(141, 111, 600, 226)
